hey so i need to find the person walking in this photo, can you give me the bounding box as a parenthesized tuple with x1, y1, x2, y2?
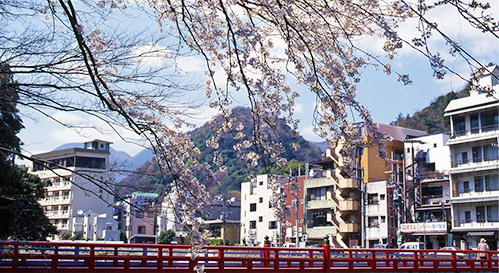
(477, 238, 490, 267)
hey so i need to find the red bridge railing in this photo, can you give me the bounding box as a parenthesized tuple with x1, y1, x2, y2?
(0, 240, 498, 272)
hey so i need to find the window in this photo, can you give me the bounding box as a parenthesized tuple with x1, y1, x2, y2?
(487, 205, 498, 222)
(453, 116, 466, 134)
(485, 175, 499, 191)
(380, 194, 385, 201)
(136, 211, 144, 218)
(464, 211, 471, 223)
(480, 109, 498, 131)
(476, 206, 486, 223)
(470, 113, 479, 133)
(433, 143, 437, 148)
(368, 194, 378, 205)
(249, 221, 256, 229)
(309, 210, 326, 227)
(258, 216, 263, 222)
(138, 226, 146, 234)
(368, 217, 379, 227)
(269, 221, 277, 229)
(259, 197, 263, 203)
(250, 203, 257, 212)
(474, 176, 484, 192)
(484, 144, 499, 161)
(472, 146, 482, 162)
(380, 216, 386, 223)
(462, 181, 470, 193)
(461, 152, 468, 164)
(259, 181, 263, 186)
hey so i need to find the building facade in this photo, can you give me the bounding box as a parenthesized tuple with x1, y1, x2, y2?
(240, 174, 284, 246)
(119, 192, 160, 244)
(402, 133, 452, 249)
(32, 140, 117, 240)
(444, 66, 499, 250)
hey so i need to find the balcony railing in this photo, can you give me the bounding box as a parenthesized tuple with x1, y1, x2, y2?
(419, 171, 449, 180)
(454, 218, 499, 228)
(338, 178, 357, 189)
(451, 124, 499, 139)
(451, 154, 499, 168)
(454, 187, 499, 197)
(338, 200, 359, 211)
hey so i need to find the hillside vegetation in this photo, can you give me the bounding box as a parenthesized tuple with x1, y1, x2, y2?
(118, 107, 323, 196)
(391, 85, 470, 133)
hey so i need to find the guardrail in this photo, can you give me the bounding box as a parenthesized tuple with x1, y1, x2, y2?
(0, 241, 498, 272)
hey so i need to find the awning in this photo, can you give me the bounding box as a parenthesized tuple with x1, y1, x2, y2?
(467, 231, 495, 237)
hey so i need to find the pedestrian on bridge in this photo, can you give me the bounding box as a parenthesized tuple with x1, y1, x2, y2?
(477, 238, 490, 267)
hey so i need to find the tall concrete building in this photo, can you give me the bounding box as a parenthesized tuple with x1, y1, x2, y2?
(444, 65, 499, 250)
(31, 139, 117, 240)
(304, 123, 426, 248)
(240, 174, 285, 246)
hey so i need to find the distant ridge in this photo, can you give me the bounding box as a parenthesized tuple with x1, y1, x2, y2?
(51, 143, 154, 182)
(118, 107, 324, 197)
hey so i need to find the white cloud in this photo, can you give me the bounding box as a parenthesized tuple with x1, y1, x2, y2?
(132, 43, 171, 68)
(176, 56, 205, 73)
(300, 126, 324, 142)
(293, 103, 303, 113)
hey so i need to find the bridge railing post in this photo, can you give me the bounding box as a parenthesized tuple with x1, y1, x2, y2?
(51, 245, 58, 270)
(322, 235, 330, 272)
(157, 246, 163, 270)
(88, 246, 95, 272)
(12, 242, 18, 270)
(263, 235, 270, 267)
(218, 248, 224, 269)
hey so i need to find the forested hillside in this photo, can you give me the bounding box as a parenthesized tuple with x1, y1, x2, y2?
(391, 85, 470, 133)
(118, 107, 323, 197)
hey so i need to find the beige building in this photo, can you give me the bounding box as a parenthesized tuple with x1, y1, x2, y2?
(31, 140, 116, 240)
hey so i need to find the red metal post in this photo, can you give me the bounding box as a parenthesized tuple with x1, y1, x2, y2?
(12, 243, 18, 270)
(322, 242, 330, 272)
(89, 246, 95, 272)
(51, 245, 58, 270)
(114, 246, 119, 266)
(218, 248, 224, 269)
(157, 247, 163, 270)
(168, 246, 173, 267)
(273, 249, 279, 270)
(263, 236, 271, 268)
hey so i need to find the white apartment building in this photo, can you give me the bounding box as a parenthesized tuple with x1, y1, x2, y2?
(31, 140, 117, 240)
(240, 174, 283, 246)
(365, 180, 390, 247)
(444, 65, 499, 250)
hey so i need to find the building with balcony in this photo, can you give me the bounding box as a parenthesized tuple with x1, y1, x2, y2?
(304, 123, 425, 248)
(403, 133, 452, 249)
(444, 65, 499, 250)
(31, 140, 116, 240)
(304, 152, 360, 248)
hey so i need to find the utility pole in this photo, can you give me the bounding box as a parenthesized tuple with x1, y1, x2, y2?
(288, 172, 300, 247)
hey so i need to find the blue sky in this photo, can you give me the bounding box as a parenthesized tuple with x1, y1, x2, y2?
(17, 1, 498, 157)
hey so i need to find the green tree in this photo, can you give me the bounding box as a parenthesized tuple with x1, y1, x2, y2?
(157, 230, 176, 244)
(0, 63, 57, 240)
